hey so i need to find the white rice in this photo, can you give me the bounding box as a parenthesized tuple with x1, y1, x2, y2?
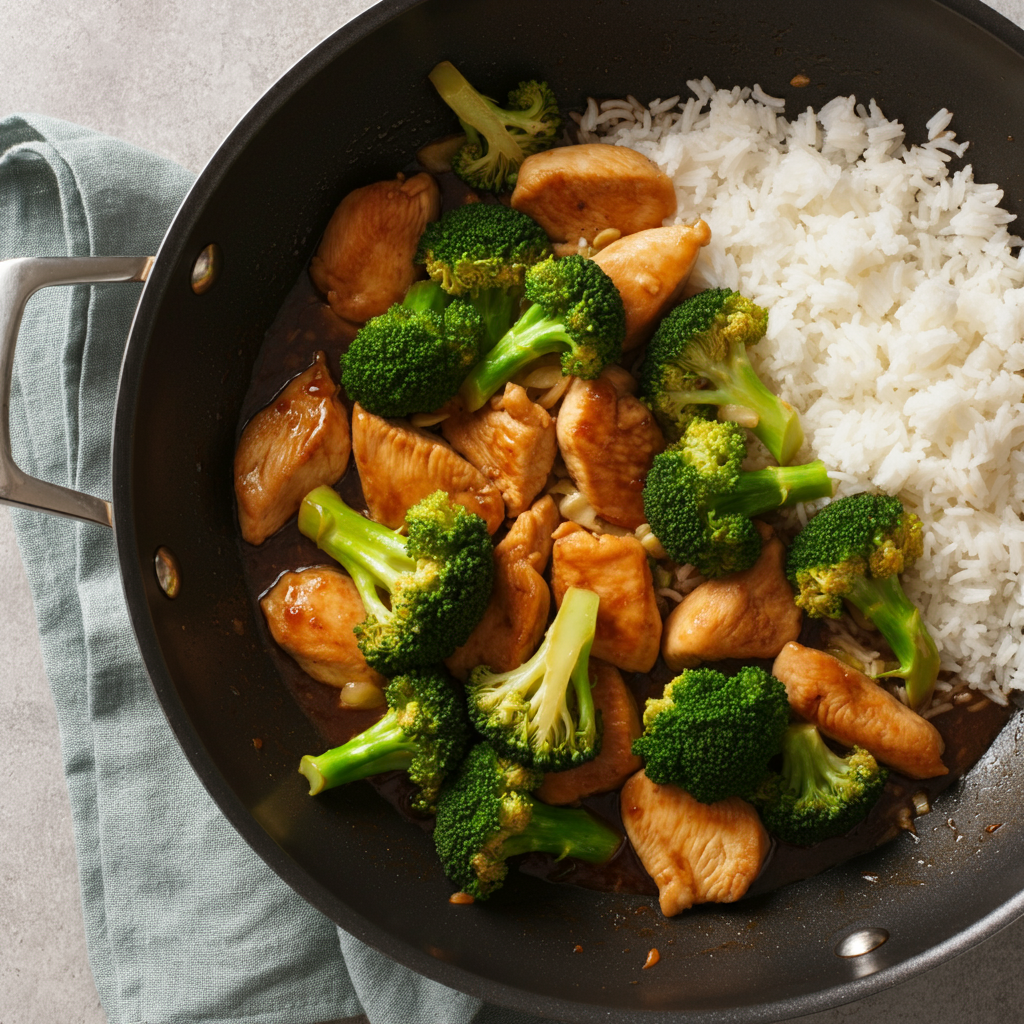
(581, 79, 1024, 702)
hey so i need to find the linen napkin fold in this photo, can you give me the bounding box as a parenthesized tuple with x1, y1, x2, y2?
(0, 113, 546, 1024)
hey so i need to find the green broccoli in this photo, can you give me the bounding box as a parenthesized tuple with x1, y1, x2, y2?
(642, 416, 833, 578)
(297, 486, 494, 676)
(749, 722, 889, 845)
(339, 280, 483, 418)
(428, 61, 561, 193)
(399, 277, 449, 314)
(640, 288, 804, 465)
(465, 586, 601, 772)
(785, 493, 941, 709)
(433, 743, 622, 900)
(298, 667, 471, 815)
(459, 254, 625, 411)
(416, 203, 552, 349)
(632, 665, 790, 805)
(416, 203, 551, 296)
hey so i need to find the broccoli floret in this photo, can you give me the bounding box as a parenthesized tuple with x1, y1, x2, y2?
(460, 254, 625, 411)
(632, 665, 790, 805)
(640, 288, 804, 465)
(433, 743, 622, 900)
(642, 417, 833, 577)
(416, 203, 552, 350)
(785, 493, 940, 709)
(428, 61, 561, 193)
(416, 203, 551, 296)
(465, 587, 601, 772)
(339, 280, 483, 418)
(297, 487, 494, 676)
(298, 667, 471, 815)
(749, 723, 889, 845)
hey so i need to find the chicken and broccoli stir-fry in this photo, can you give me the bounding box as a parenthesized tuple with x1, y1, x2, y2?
(234, 62, 1005, 918)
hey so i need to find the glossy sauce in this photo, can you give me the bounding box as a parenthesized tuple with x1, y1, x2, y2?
(238, 230, 1013, 905)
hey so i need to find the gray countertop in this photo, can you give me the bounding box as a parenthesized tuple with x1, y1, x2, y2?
(2, 2, 1024, 1022)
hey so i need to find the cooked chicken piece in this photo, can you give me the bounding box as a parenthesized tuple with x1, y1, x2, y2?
(621, 771, 769, 917)
(592, 222, 712, 351)
(234, 352, 351, 545)
(556, 369, 665, 530)
(551, 522, 661, 672)
(772, 642, 947, 779)
(661, 523, 802, 671)
(351, 403, 504, 534)
(260, 567, 386, 689)
(309, 172, 440, 324)
(446, 496, 561, 681)
(441, 384, 557, 517)
(510, 144, 676, 249)
(536, 661, 643, 805)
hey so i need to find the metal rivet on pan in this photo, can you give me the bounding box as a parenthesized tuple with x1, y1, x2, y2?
(835, 928, 889, 957)
(155, 547, 181, 598)
(191, 243, 222, 294)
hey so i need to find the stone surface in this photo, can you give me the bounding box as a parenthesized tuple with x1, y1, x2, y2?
(2, 1, 1024, 1023)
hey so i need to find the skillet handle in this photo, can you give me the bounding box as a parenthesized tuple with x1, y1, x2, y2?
(0, 256, 154, 528)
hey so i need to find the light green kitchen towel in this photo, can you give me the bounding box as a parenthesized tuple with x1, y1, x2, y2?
(0, 113, 547, 1024)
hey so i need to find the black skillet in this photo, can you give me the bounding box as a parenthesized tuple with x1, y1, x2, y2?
(2, 0, 1024, 1020)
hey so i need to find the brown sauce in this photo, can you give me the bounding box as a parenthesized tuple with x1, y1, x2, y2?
(237, 214, 1014, 907)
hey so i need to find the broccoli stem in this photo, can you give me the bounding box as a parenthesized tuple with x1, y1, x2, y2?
(712, 460, 833, 518)
(298, 714, 418, 795)
(501, 797, 623, 863)
(845, 572, 941, 709)
(569, 634, 598, 754)
(298, 486, 415, 599)
(429, 62, 524, 168)
(469, 288, 518, 352)
(690, 358, 804, 465)
(529, 587, 600, 742)
(460, 302, 571, 410)
(782, 722, 846, 795)
(403, 279, 448, 315)
(345, 562, 394, 624)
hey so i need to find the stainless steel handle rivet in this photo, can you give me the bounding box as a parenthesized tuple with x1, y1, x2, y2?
(835, 928, 889, 957)
(155, 547, 181, 598)
(191, 243, 222, 295)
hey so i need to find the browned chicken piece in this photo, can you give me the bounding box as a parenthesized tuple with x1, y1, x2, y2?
(351, 402, 504, 534)
(309, 172, 440, 324)
(592, 221, 712, 351)
(773, 642, 947, 779)
(661, 523, 802, 671)
(445, 496, 561, 681)
(260, 567, 386, 689)
(441, 384, 557, 517)
(556, 368, 666, 530)
(510, 144, 677, 249)
(234, 352, 351, 545)
(551, 522, 662, 673)
(621, 771, 769, 917)
(536, 661, 643, 805)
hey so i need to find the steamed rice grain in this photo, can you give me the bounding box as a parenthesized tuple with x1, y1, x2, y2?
(583, 80, 1024, 701)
